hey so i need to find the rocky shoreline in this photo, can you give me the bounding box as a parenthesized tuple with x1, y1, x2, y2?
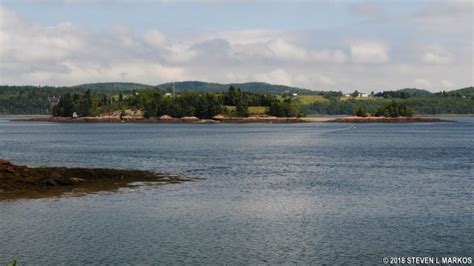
(0, 159, 190, 200)
(9, 115, 452, 124)
(325, 116, 450, 123)
(12, 115, 309, 123)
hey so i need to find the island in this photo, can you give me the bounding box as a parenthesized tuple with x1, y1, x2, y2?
(18, 114, 309, 123)
(325, 101, 451, 123)
(325, 116, 448, 123)
(0, 159, 189, 200)
(2, 83, 472, 123)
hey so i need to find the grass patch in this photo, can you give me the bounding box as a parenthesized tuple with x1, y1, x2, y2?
(340, 96, 376, 101)
(225, 105, 267, 115)
(297, 95, 329, 104)
(248, 106, 267, 114)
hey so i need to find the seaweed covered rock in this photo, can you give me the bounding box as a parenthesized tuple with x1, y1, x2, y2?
(0, 159, 189, 200)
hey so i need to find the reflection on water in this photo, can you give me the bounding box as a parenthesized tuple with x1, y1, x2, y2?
(0, 118, 473, 264)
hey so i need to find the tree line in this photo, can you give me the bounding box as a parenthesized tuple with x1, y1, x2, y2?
(1, 85, 473, 116)
(51, 85, 305, 118)
(354, 101, 414, 117)
(308, 96, 474, 115)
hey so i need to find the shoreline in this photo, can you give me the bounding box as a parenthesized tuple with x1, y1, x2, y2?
(0, 159, 191, 200)
(11, 115, 312, 123)
(325, 116, 451, 123)
(9, 115, 452, 123)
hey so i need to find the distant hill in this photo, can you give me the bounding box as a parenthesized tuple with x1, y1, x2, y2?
(73, 82, 154, 91)
(2, 83, 473, 115)
(158, 81, 314, 94)
(398, 88, 433, 97)
(449, 86, 474, 97)
(375, 88, 433, 99)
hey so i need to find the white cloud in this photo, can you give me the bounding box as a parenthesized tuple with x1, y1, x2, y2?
(0, 5, 188, 85)
(265, 39, 308, 61)
(253, 69, 294, 87)
(317, 74, 335, 86)
(348, 2, 385, 19)
(350, 42, 389, 64)
(413, 1, 473, 34)
(311, 49, 347, 64)
(22, 61, 186, 85)
(421, 46, 453, 65)
(0, 0, 255, 3)
(0, 4, 472, 92)
(165, 44, 198, 63)
(143, 29, 166, 47)
(414, 78, 432, 89)
(0, 6, 88, 63)
(441, 80, 454, 88)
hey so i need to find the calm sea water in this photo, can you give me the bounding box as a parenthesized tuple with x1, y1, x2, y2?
(0, 117, 473, 264)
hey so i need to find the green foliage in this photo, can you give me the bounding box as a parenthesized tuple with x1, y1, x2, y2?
(223, 85, 241, 106)
(309, 99, 381, 115)
(223, 86, 249, 117)
(308, 94, 474, 115)
(375, 101, 414, 117)
(453, 86, 474, 97)
(235, 100, 249, 117)
(53, 93, 74, 117)
(351, 90, 361, 97)
(268, 99, 304, 117)
(354, 106, 369, 117)
(318, 91, 343, 100)
(403, 96, 474, 114)
(159, 81, 313, 94)
(52, 90, 102, 117)
(0, 85, 137, 115)
(434, 86, 474, 98)
(73, 82, 154, 91)
(375, 88, 433, 98)
(1, 84, 473, 116)
(139, 91, 224, 119)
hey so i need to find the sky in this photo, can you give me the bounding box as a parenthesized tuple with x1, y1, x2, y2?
(0, 0, 472, 92)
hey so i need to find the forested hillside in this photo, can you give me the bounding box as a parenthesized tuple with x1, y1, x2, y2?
(440, 86, 474, 97)
(0, 85, 149, 114)
(73, 82, 155, 91)
(0, 83, 473, 115)
(158, 81, 313, 94)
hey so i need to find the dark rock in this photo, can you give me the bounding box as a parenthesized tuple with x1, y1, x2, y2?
(4, 166, 15, 173)
(49, 172, 73, 185)
(0, 159, 12, 165)
(70, 177, 85, 183)
(50, 172, 61, 179)
(42, 178, 58, 186)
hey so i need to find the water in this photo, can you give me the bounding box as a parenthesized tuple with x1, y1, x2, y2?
(1, 117, 473, 264)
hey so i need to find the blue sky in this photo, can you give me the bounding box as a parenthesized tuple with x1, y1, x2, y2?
(0, 0, 472, 92)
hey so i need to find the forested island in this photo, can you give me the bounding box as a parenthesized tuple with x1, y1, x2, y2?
(0, 82, 473, 121)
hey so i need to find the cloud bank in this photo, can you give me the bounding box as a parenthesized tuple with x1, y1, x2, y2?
(0, 1, 472, 92)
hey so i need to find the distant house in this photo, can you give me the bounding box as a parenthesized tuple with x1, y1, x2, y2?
(165, 93, 172, 97)
(346, 92, 368, 98)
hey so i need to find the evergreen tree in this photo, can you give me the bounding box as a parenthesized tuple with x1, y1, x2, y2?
(236, 100, 248, 117)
